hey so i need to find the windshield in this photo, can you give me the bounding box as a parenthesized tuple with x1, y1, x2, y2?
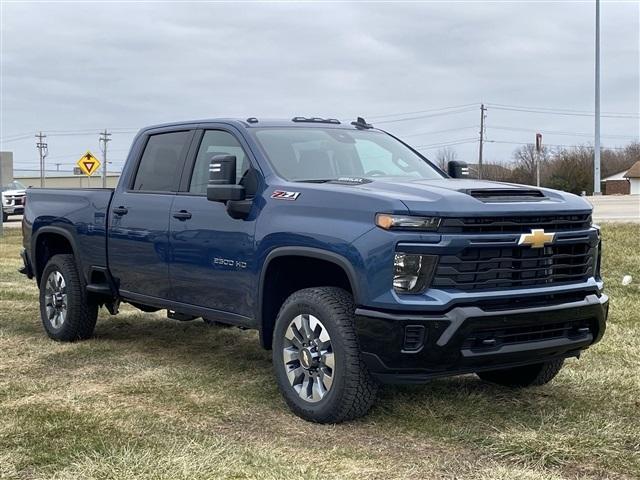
(252, 128, 443, 182)
(1, 181, 26, 192)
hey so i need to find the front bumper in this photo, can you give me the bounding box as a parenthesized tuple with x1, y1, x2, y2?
(3, 206, 24, 215)
(355, 292, 608, 384)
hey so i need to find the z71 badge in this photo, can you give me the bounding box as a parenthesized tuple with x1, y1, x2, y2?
(271, 190, 301, 200)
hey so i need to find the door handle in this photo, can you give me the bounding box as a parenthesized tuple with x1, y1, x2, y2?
(113, 206, 128, 216)
(172, 210, 192, 221)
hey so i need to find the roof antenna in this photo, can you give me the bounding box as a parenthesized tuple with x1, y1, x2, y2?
(351, 117, 373, 129)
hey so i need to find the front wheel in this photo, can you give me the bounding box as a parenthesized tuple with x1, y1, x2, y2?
(272, 287, 378, 423)
(39, 254, 99, 341)
(476, 358, 565, 387)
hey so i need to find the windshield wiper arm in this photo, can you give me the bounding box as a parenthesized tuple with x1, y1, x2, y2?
(293, 179, 334, 183)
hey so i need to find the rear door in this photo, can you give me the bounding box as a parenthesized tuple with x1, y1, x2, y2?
(168, 127, 258, 319)
(108, 129, 194, 299)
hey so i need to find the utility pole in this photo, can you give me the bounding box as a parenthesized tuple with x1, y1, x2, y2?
(535, 133, 543, 187)
(99, 129, 111, 188)
(593, 0, 602, 195)
(478, 104, 487, 179)
(35, 132, 48, 188)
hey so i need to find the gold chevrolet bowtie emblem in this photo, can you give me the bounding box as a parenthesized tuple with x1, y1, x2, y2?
(518, 229, 555, 248)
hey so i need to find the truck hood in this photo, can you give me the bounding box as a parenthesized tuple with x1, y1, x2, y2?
(1, 188, 26, 198)
(325, 177, 592, 216)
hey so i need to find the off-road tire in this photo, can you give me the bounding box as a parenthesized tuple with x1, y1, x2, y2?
(272, 287, 378, 423)
(477, 358, 565, 387)
(39, 254, 99, 341)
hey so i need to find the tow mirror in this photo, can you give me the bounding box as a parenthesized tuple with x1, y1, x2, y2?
(447, 160, 469, 179)
(207, 155, 245, 202)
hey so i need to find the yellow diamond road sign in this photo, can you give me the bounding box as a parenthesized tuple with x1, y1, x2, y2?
(76, 151, 101, 176)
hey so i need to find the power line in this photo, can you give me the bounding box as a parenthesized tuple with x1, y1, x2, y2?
(486, 139, 628, 150)
(486, 102, 638, 118)
(488, 105, 639, 119)
(489, 125, 638, 139)
(367, 103, 480, 120)
(414, 137, 479, 150)
(375, 106, 478, 125)
(399, 125, 478, 138)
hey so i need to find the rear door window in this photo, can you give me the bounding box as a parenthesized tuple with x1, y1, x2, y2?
(132, 131, 193, 192)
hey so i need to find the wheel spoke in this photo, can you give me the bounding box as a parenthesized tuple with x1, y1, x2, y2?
(282, 346, 299, 365)
(322, 352, 335, 370)
(301, 314, 313, 340)
(320, 367, 334, 390)
(287, 365, 305, 387)
(312, 375, 326, 401)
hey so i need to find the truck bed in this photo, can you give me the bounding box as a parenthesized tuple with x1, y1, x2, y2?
(23, 188, 114, 281)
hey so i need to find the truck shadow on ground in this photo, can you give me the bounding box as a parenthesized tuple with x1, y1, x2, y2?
(43, 310, 595, 433)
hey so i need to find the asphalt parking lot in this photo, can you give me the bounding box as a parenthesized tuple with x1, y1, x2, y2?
(2, 195, 638, 230)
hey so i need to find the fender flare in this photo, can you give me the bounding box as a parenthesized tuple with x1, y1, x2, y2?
(256, 246, 361, 347)
(32, 225, 83, 281)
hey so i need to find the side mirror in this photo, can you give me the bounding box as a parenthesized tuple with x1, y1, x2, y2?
(447, 160, 469, 179)
(206, 155, 245, 202)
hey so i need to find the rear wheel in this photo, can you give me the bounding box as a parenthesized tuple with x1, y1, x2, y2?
(39, 254, 99, 341)
(272, 287, 378, 423)
(2, 212, 7, 223)
(476, 359, 565, 387)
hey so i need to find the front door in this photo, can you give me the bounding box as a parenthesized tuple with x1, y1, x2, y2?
(108, 129, 194, 299)
(169, 128, 258, 318)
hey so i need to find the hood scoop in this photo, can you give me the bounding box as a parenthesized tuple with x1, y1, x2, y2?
(464, 188, 546, 202)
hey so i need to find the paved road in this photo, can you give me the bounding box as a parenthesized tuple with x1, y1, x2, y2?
(587, 195, 640, 223)
(2, 215, 23, 229)
(1, 195, 637, 231)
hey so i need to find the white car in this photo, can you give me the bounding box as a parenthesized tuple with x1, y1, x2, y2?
(2, 180, 26, 222)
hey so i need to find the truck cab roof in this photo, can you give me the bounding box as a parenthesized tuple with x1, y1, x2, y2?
(138, 117, 375, 134)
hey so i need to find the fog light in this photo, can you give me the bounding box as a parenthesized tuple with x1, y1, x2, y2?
(393, 253, 437, 294)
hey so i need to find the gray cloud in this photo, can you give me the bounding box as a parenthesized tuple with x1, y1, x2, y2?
(1, 1, 638, 172)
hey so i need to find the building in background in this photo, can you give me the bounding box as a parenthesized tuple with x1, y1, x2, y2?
(1, 152, 14, 185)
(602, 160, 640, 195)
(14, 170, 121, 188)
(623, 161, 640, 195)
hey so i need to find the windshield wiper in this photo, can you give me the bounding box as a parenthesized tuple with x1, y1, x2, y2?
(293, 179, 334, 183)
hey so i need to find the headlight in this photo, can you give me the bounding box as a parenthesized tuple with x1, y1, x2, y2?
(393, 252, 438, 294)
(376, 213, 440, 231)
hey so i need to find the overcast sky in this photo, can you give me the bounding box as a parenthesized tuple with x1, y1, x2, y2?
(1, 1, 638, 176)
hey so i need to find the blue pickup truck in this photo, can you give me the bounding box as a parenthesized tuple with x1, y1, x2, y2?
(20, 116, 608, 423)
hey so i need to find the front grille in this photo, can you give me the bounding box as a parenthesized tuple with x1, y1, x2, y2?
(463, 319, 592, 352)
(433, 243, 594, 291)
(439, 214, 591, 234)
(4, 195, 25, 206)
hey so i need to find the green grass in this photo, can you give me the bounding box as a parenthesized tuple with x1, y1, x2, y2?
(1, 225, 639, 479)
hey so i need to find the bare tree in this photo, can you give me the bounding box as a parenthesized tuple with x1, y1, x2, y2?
(435, 147, 458, 170)
(511, 144, 549, 185)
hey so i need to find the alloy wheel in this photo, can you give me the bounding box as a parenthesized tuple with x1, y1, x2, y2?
(282, 314, 335, 403)
(44, 270, 68, 329)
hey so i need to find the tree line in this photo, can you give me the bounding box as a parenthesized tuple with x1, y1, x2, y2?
(436, 142, 639, 195)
